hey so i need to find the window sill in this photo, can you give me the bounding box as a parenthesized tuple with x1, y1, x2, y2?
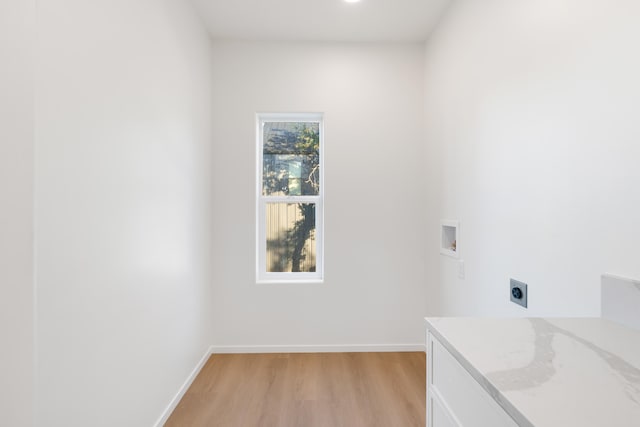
(256, 279, 324, 285)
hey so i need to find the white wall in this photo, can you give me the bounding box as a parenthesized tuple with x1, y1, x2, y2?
(210, 41, 428, 348)
(35, 0, 213, 425)
(0, 1, 35, 425)
(424, 0, 640, 316)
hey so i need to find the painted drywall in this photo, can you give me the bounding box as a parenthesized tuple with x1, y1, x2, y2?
(191, 0, 451, 42)
(424, 0, 640, 316)
(0, 1, 35, 425)
(210, 41, 428, 348)
(35, 0, 213, 425)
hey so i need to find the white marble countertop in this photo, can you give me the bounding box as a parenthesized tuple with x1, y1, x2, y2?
(425, 317, 640, 427)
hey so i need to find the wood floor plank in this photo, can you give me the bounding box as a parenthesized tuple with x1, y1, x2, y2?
(165, 352, 425, 427)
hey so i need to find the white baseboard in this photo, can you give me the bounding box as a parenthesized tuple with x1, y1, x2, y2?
(210, 343, 426, 354)
(153, 345, 213, 427)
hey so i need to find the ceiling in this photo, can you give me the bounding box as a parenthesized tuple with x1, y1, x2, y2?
(190, 0, 451, 42)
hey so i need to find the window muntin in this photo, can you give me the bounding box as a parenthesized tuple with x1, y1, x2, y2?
(257, 114, 323, 282)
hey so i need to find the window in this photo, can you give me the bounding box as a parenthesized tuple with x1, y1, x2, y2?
(256, 113, 324, 283)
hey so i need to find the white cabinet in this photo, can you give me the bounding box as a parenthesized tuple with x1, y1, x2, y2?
(427, 331, 519, 427)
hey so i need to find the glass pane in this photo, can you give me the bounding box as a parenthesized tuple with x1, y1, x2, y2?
(266, 203, 316, 273)
(263, 122, 320, 196)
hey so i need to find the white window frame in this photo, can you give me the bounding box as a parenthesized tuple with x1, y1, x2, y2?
(256, 113, 324, 284)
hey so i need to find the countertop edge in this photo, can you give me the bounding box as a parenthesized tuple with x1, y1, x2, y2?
(424, 317, 535, 427)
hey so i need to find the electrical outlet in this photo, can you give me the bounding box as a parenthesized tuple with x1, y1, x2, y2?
(510, 279, 528, 308)
(458, 260, 465, 279)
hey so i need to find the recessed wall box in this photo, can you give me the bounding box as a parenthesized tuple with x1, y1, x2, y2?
(440, 220, 459, 258)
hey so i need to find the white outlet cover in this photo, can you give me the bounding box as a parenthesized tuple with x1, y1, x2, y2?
(458, 260, 465, 279)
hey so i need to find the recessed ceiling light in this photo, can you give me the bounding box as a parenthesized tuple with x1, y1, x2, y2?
(344, 0, 361, 3)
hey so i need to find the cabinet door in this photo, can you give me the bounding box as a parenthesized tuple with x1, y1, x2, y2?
(429, 394, 459, 427)
(427, 331, 518, 427)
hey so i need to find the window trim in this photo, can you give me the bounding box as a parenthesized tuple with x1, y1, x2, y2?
(256, 113, 324, 284)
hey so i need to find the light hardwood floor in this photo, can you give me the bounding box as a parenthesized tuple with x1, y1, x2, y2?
(165, 352, 426, 427)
